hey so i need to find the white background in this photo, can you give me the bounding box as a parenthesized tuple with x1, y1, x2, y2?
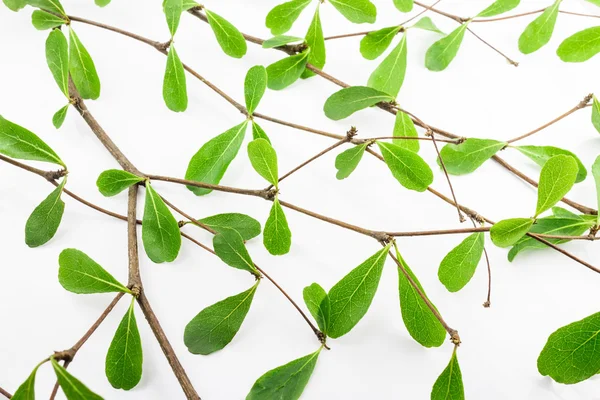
(1, 0, 600, 399)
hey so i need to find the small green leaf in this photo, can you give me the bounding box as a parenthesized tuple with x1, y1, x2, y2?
(324, 86, 394, 120)
(105, 300, 143, 390)
(393, 111, 419, 152)
(592, 95, 600, 134)
(557, 26, 600, 62)
(26, 0, 65, 16)
(439, 138, 506, 175)
(205, 9, 247, 58)
(359, 26, 400, 60)
(52, 105, 69, 129)
(425, 23, 469, 71)
(535, 154, 578, 217)
(377, 141, 433, 192)
(213, 230, 258, 274)
(58, 248, 130, 294)
(96, 169, 144, 197)
(328, 246, 390, 338)
(142, 183, 182, 263)
(516, 145, 586, 183)
(431, 348, 465, 400)
(163, 0, 182, 37)
(262, 35, 304, 49)
(69, 27, 101, 100)
(265, 0, 312, 35)
(303, 283, 330, 334)
(32, 9, 66, 30)
(411, 17, 444, 34)
(329, 0, 377, 24)
(368, 33, 407, 98)
(335, 143, 367, 180)
(490, 218, 534, 248)
(477, 0, 520, 18)
(302, 5, 326, 78)
(3, 0, 26, 12)
(25, 179, 66, 247)
(518, 0, 561, 54)
(585, 0, 600, 7)
(198, 213, 261, 240)
(51, 358, 103, 400)
(248, 138, 279, 186)
(264, 198, 292, 255)
(266, 52, 309, 90)
(11, 364, 41, 400)
(185, 121, 248, 195)
(163, 45, 188, 112)
(46, 28, 69, 97)
(95, 0, 111, 6)
(438, 233, 484, 292)
(593, 156, 600, 225)
(0, 115, 64, 166)
(393, 0, 413, 12)
(245, 66, 267, 114)
(184, 282, 258, 355)
(251, 121, 271, 144)
(182, 0, 198, 11)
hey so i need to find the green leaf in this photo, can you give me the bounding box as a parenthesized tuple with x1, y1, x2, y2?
(266, 51, 309, 90)
(377, 141, 433, 192)
(516, 145, 586, 183)
(251, 121, 271, 144)
(69, 27, 101, 100)
(425, 23, 469, 71)
(51, 358, 103, 400)
(303, 283, 330, 334)
(367, 33, 407, 98)
(26, 0, 65, 16)
(393, 0, 413, 12)
(96, 169, 144, 197)
(538, 311, 600, 384)
(477, 0, 520, 18)
(182, 0, 198, 11)
(585, 0, 600, 7)
(324, 86, 394, 120)
(247, 138, 279, 186)
(262, 35, 304, 49)
(263, 198, 292, 255)
(245, 66, 267, 114)
(32, 9, 66, 30)
(205, 9, 247, 58)
(0, 115, 64, 166)
(213, 230, 258, 274)
(490, 218, 534, 248)
(2, 0, 26, 12)
(593, 156, 600, 225)
(105, 300, 143, 390)
(393, 111, 419, 152)
(557, 26, 600, 62)
(535, 154, 578, 217)
(327, 246, 390, 338)
(58, 248, 130, 294)
(439, 138, 506, 175)
(185, 121, 248, 195)
(265, 0, 312, 35)
(184, 282, 258, 355)
(52, 105, 69, 129)
(438, 233, 484, 292)
(25, 179, 66, 247)
(359, 26, 400, 60)
(163, 0, 182, 37)
(412, 17, 444, 34)
(163, 45, 188, 112)
(95, 0, 111, 6)
(247, 350, 320, 400)
(11, 364, 41, 400)
(592, 95, 600, 134)
(302, 5, 325, 78)
(335, 143, 367, 180)
(329, 0, 377, 24)
(142, 183, 182, 263)
(518, 0, 561, 54)
(431, 348, 465, 400)
(46, 29, 69, 97)
(198, 213, 261, 240)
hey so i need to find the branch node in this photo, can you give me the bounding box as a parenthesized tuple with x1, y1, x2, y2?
(580, 93, 594, 108)
(178, 220, 186, 228)
(129, 284, 141, 298)
(317, 331, 330, 349)
(346, 126, 358, 139)
(155, 40, 172, 52)
(483, 301, 491, 308)
(263, 188, 278, 200)
(372, 231, 392, 244)
(449, 330, 461, 346)
(53, 348, 76, 362)
(44, 169, 68, 182)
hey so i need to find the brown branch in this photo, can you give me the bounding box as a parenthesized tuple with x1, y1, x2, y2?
(466, 27, 518, 66)
(0, 387, 11, 399)
(146, 174, 270, 199)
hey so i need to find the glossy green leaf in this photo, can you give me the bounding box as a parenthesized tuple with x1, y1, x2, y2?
(393, 0, 413, 12)
(213, 230, 258, 274)
(262, 35, 304, 49)
(438, 233, 484, 292)
(477, 0, 520, 18)
(51, 358, 103, 400)
(25, 179, 66, 247)
(185, 121, 247, 195)
(3, 0, 26, 12)
(182, 0, 198, 10)
(516, 145, 586, 183)
(205, 9, 247, 58)
(592, 95, 600, 134)
(425, 23, 469, 71)
(335, 143, 367, 180)
(58, 248, 130, 294)
(251, 121, 271, 144)
(431, 348, 465, 400)
(163, 45, 188, 112)
(359, 26, 400, 60)
(439, 138, 506, 175)
(184, 282, 258, 355)
(324, 86, 394, 120)
(302, 6, 325, 78)
(377, 141, 433, 192)
(265, 0, 312, 35)
(52, 105, 69, 129)
(96, 169, 144, 197)
(26, 0, 65, 16)
(368, 33, 407, 98)
(593, 156, 600, 225)
(0, 115, 64, 166)
(585, 0, 600, 6)
(535, 154, 578, 217)
(393, 111, 419, 152)
(490, 218, 534, 248)
(329, 0, 377, 24)
(198, 213, 261, 240)
(303, 283, 330, 334)
(245, 65, 267, 114)
(412, 17, 444, 34)
(557, 26, 600, 62)
(247, 138, 278, 186)
(32, 9, 66, 30)
(46, 29, 69, 97)
(95, 0, 111, 6)
(11, 363, 41, 400)
(266, 52, 309, 90)
(518, 0, 560, 54)
(142, 183, 181, 263)
(263, 198, 292, 255)
(163, 0, 182, 37)
(69, 27, 101, 100)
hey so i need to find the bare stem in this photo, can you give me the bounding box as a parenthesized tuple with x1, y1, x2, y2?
(466, 27, 518, 67)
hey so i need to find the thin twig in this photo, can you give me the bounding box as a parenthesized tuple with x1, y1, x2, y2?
(0, 387, 11, 399)
(466, 27, 518, 66)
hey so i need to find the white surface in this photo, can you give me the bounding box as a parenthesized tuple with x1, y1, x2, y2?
(2, 0, 600, 399)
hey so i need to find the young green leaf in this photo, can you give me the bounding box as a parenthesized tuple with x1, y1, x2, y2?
(263, 198, 292, 255)
(46, 28, 69, 97)
(324, 86, 394, 120)
(245, 65, 267, 115)
(518, 0, 560, 54)
(205, 9, 247, 58)
(184, 282, 258, 355)
(393, 0, 413, 12)
(185, 121, 248, 195)
(303, 283, 330, 334)
(247, 349, 320, 400)
(393, 111, 419, 152)
(51, 358, 103, 400)
(69, 27, 101, 100)
(302, 5, 325, 78)
(377, 141, 433, 192)
(163, 0, 182, 37)
(592, 95, 600, 134)
(431, 347, 465, 400)
(359, 26, 400, 60)
(25, 179, 66, 247)
(0, 115, 64, 166)
(593, 156, 600, 225)
(247, 138, 279, 186)
(535, 154, 578, 217)
(516, 145, 586, 183)
(58, 248, 130, 294)
(412, 17, 444, 34)
(266, 52, 309, 90)
(213, 230, 258, 274)
(439, 138, 506, 175)
(52, 105, 69, 129)
(32, 9, 66, 30)
(490, 218, 534, 248)
(96, 169, 144, 197)
(3, 0, 26, 12)
(142, 183, 182, 263)
(538, 311, 600, 384)
(163, 45, 188, 112)
(327, 246, 390, 338)
(105, 300, 143, 390)
(438, 233, 484, 292)
(477, 0, 520, 18)
(251, 121, 271, 144)
(557, 26, 600, 62)
(425, 23, 469, 71)
(198, 213, 261, 240)
(182, 0, 198, 11)
(367, 33, 407, 98)
(95, 0, 111, 6)
(585, 0, 600, 6)
(335, 143, 367, 180)
(11, 363, 41, 400)
(329, 0, 377, 24)
(262, 35, 304, 49)
(265, 0, 312, 35)
(27, 0, 66, 16)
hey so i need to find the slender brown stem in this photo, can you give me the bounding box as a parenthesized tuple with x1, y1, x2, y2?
(324, 29, 383, 40)
(466, 27, 518, 66)
(357, 136, 461, 144)
(147, 174, 270, 198)
(0, 387, 11, 399)
(413, 0, 464, 22)
(252, 112, 345, 140)
(400, 0, 444, 26)
(482, 247, 492, 308)
(390, 227, 490, 236)
(127, 187, 142, 289)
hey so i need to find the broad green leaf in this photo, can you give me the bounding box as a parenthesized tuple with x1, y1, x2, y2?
(302, 5, 325, 78)
(185, 121, 248, 195)
(247, 350, 320, 400)
(412, 17, 444, 34)
(46, 29, 69, 97)
(592, 95, 600, 134)
(105, 300, 143, 390)
(248, 138, 278, 186)
(142, 183, 182, 263)
(0, 115, 64, 166)
(490, 218, 534, 248)
(360, 26, 400, 60)
(251, 121, 271, 144)
(329, 0, 377, 24)
(198, 213, 261, 240)
(11, 364, 41, 400)
(184, 282, 258, 355)
(535, 154, 578, 217)
(263, 198, 292, 255)
(245, 66, 267, 114)
(51, 358, 103, 400)
(265, 0, 312, 35)
(551, 206, 594, 220)
(439, 138, 506, 175)
(58, 248, 130, 294)
(324, 86, 394, 120)
(25, 179, 66, 247)
(394, 0, 413, 12)
(438, 233, 484, 292)
(69, 27, 101, 100)
(477, 0, 520, 18)
(592, 156, 600, 225)
(335, 143, 367, 180)
(262, 35, 304, 49)
(26, 0, 65, 16)
(377, 141, 433, 192)
(3, 0, 26, 12)
(557, 26, 600, 62)
(393, 111, 419, 152)
(585, 0, 600, 6)
(266, 52, 309, 90)
(368, 33, 407, 98)
(538, 312, 600, 384)
(328, 246, 390, 338)
(163, 0, 182, 37)
(95, 0, 110, 6)
(96, 169, 144, 197)
(516, 145, 586, 183)
(518, 0, 560, 54)
(52, 105, 69, 129)
(32, 9, 66, 30)
(205, 9, 247, 58)
(431, 348, 465, 400)
(213, 230, 258, 274)
(425, 23, 469, 71)
(163, 45, 188, 112)
(303, 283, 330, 334)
